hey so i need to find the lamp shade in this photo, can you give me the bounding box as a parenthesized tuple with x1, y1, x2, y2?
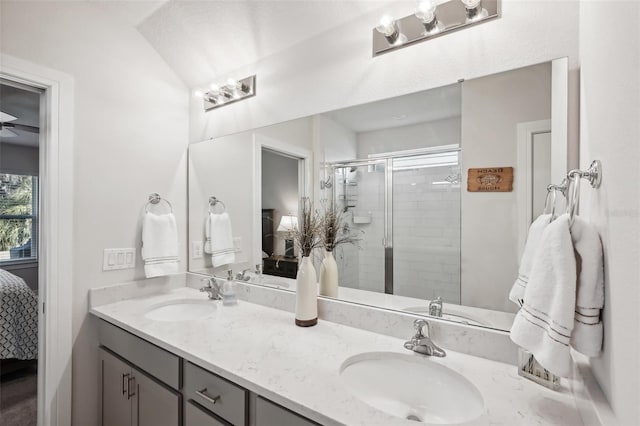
(277, 215, 298, 232)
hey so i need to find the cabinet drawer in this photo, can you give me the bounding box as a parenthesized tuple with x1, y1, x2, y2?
(184, 362, 248, 426)
(185, 401, 229, 426)
(99, 320, 180, 390)
(255, 396, 318, 426)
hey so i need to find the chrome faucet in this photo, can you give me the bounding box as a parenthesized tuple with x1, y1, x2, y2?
(429, 297, 443, 317)
(404, 319, 446, 357)
(200, 277, 223, 300)
(235, 269, 252, 281)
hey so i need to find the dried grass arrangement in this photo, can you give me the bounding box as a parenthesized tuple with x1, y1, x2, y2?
(321, 199, 361, 253)
(293, 198, 323, 258)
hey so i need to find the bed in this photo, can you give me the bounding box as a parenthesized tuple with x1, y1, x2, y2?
(0, 268, 38, 360)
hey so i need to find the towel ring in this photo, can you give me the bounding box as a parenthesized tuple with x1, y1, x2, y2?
(145, 193, 173, 213)
(565, 175, 581, 226)
(209, 196, 226, 213)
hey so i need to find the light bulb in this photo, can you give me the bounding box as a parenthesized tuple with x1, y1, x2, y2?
(415, 0, 437, 24)
(209, 83, 220, 92)
(226, 78, 238, 88)
(376, 15, 396, 36)
(461, 0, 481, 8)
(193, 90, 204, 98)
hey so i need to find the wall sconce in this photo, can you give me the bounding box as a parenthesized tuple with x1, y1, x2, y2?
(373, 0, 500, 56)
(194, 75, 256, 111)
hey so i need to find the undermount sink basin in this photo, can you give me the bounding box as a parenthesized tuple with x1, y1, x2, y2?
(402, 306, 488, 327)
(144, 299, 217, 322)
(340, 352, 484, 424)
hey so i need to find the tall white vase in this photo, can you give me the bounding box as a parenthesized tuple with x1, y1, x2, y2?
(319, 250, 339, 298)
(295, 256, 318, 327)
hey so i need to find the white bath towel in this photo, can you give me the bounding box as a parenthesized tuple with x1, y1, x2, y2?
(570, 216, 604, 357)
(509, 214, 552, 306)
(205, 212, 236, 267)
(141, 212, 179, 278)
(510, 214, 576, 377)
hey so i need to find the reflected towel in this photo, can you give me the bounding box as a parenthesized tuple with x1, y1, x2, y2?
(570, 216, 604, 357)
(205, 212, 236, 267)
(509, 214, 552, 306)
(141, 212, 179, 278)
(510, 214, 576, 377)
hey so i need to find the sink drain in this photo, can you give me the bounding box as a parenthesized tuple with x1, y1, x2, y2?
(406, 414, 422, 422)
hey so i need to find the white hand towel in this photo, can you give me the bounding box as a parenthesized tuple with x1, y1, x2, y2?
(509, 214, 552, 306)
(205, 212, 236, 267)
(510, 214, 576, 377)
(570, 216, 604, 357)
(141, 212, 179, 278)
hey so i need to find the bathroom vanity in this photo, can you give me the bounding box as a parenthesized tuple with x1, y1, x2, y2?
(90, 280, 588, 426)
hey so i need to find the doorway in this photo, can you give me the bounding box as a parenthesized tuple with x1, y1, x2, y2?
(0, 79, 43, 426)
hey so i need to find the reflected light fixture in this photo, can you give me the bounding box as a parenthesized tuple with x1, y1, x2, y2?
(461, 0, 489, 21)
(193, 75, 256, 111)
(372, 0, 500, 56)
(414, 0, 442, 34)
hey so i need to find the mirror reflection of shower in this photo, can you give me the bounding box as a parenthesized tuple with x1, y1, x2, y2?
(325, 145, 462, 303)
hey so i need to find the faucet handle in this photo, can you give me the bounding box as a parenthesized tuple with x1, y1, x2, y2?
(227, 269, 233, 280)
(413, 319, 429, 337)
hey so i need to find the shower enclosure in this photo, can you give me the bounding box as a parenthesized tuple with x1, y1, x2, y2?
(326, 146, 462, 303)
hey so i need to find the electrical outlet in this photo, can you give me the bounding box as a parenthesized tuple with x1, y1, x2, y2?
(233, 237, 242, 253)
(192, 241, 203, 259)
(103, 248, 136, 271)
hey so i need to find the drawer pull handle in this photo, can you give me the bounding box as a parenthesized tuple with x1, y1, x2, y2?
(127, 376, 136, 400)
(122, 373, 129, 395)
(196, 388, 221, 405)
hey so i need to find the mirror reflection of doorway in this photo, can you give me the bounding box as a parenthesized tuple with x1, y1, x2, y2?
(261, 148, 301, 279)
(0, 79, 43, 426)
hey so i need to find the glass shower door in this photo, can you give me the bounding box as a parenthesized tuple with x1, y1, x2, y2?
(332, 161, 387, 294)
(391, 151, 462, 303)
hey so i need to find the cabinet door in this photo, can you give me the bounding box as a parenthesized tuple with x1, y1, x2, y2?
(255, 396, 318, 426)
(100, 348, 132, 426)
(132, 367, 180, 426)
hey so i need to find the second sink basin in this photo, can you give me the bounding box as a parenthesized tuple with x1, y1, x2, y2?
(340, 352, 484, 424)
(144, 299, 217, 322)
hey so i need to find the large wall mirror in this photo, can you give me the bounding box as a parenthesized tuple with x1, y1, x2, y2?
(188, 58, 569, 332)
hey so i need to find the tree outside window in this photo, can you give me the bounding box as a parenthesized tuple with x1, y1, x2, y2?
(0, 174, 38, 262)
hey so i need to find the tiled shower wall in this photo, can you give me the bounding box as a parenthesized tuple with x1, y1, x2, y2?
(334, 161, 461, 303)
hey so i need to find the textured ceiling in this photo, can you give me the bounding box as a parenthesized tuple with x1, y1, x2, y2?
(322, 83, 461, 133)
(133, 1, 392, 87)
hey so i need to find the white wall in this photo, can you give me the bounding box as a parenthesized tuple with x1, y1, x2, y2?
(0, 2, 189, 424)
(356, 117, 461, 157)
(461, 63, 551, 312)
(579, 2, 640, 425)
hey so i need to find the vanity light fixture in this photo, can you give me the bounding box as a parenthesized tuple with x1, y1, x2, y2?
(194, 75, 256, 111)
(372, 0, 500, 56)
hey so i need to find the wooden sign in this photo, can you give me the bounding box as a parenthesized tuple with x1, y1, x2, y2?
(467, 167, 513, 192)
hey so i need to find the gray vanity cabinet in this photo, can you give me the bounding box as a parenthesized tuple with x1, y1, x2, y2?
(100, 348, 180, 426)
(101, 348, 132, 426)
(255, 397, 319, 426)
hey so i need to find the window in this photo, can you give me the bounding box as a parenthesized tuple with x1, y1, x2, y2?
(0, 173, 38, 262)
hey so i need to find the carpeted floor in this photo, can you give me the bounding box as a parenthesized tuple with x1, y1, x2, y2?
(0, 364, 37, 426)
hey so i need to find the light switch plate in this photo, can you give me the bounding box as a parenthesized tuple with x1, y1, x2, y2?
(233, 237, 242, 253)
(103, 248, 136, 271)
(192, 241, 203, 259)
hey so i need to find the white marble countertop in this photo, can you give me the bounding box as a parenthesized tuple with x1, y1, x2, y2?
(90, 287, 584, 426)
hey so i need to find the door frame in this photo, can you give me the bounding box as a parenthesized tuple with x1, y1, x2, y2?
(1, 53, 74, 426)
(252, 134, 312, 267)
(516, 119, 552, 257)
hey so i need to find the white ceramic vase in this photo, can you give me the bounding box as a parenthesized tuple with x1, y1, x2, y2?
(295, 256, 318, 327)
(319, 250, 339, 298)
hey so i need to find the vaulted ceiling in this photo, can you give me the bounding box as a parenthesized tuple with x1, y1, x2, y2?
(94, 1, 396, 87)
